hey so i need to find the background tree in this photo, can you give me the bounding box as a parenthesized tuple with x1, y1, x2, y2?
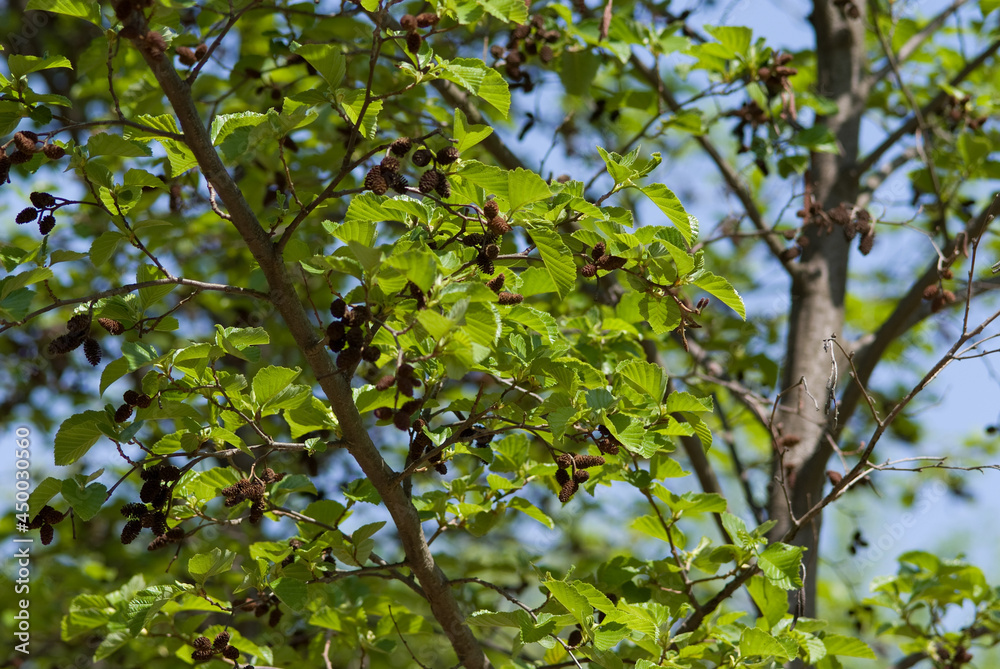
(2, 0, 1000, 668)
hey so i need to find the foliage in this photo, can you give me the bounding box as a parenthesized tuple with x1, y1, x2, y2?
(3, 0, 1000, 668)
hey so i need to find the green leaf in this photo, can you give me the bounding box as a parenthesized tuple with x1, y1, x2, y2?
(24, 0, 100, 23)
(453, 108, 493, 153)
(28, 477, 64, 518)
(746, 574, 789, 629)
(54, 411, 107, 465)
(822, 634, 876, 659)
(270, 577, 308, 611)
(641, 184, 698, 246)
(1, 267, 53, 300)
(757, 543, 804, 590)
(597, 146, 637, 185)
(529, 228, 575, 299)
(252, 366, 301, 406)
(440, 58, 511, 118)
(61, 479, 106, 521)
(663, 391, 713, 413)
(504, 305, 559, 343)
(8, 54, 73, 78)
(188, 548, 237, 585)
(508, 498, 554, 529)
(476, 0, 528, 23)
(544, 580, 591, 626)
(507, 168, 551, 211)
(614, 359, 667, 403)
(739, 627, 790, 660)
(705, 26, 753, 58)
(86, 133, 152, 158)
(692, 271, 746, 319)
(793, 125, 839, 154)
(290, 42, 345, 89)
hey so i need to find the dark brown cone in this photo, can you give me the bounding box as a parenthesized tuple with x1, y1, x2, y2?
(483, 200, 500, 219)
(30, 191, 55, 208)
(497, 291, 524, 305)
(594, 255, 627, 271)
(121, 519, 143, 544)
(13, 131, 38, 154)
(191, 648, 213, 661)
(400, 13, 417, 31)
(48, 330, 86, 355)
(115, 403, 133, 423)
(558, 479, 579, 503)
(67, 313, 91, 332)
(477, 256, 495, 275)
(83, 338, 102, 366)
(555, 468, 570, 485)
(346, 326, 365, 348)
(39, 505, 65, 524)
(393, 411, 412, 431)
(922, 284, 940, 300)
(412, 148, 432, 167)
(591, 242, 606, 260)
(485, 243, 499, 259)
(540, 45, 554, 63)
(40, 524, 54, 545)
(135, 394, 152, 408)
(375, 375, 396, 391)
(364, 166, 388, 195)
(144, 31, 167, 59)
(858, 228, 875, 255)
(361, 345, 380, 362)
(463, 233, 486, 247)
(213, 631, 230, 649)
(98, 317, 124, 335)
(176, 46, 197, 65)
(487, 215, 512, 235)
(415, 12, 439, 27)
(389, 171, 409, 194)
(556, 453, 573, 469)
(434, 176, 452, 199)
(573, 469, 590, 483)
(580, 264, 597, 278)
(436, 146, 460, 165)
(222, 646, 240, 660)
(121, 502, 146, 518)
(249, 500, 266, 524)
(486, 273, 505, 293)
(573, 454, 605, 468)
(42, 144, 66, 160)
(406, 31, 422, 53)
(330, 298, 347, 318)
(374, 406, 393, 420)
(194, 43, 208, 59)
(327, 320, 346, 342)
(269, 607, 283, 627)
(418, 169, 441, 193)
(193, 636, 211, 650)
(9, 151, 32, 165)
(390, 137, 412, 155)
(596, 437, 620, 455)
(16, 207, 37, 224)
(380, 155, 400, 172)
(337, 346, 362, 372)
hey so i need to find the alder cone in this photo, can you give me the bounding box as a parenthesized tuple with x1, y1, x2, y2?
(213, 631, 230, 649)
(121, 520, 142, 544)
(115, 403, 134, 423)
(193, 637, 212, 650)
(573, 469, 590, 483)
(555, 468, 570, 485)
(556, 453, 573, 469)
(373, 406, 393, 420)
(176, 45, 197, 65)
(16, 207, 37, 224)
(418, 169, 441, 193)
(412, 148, 432, 167)
(135, 393, 152, 408)
(415, 12, 439, 27)
(558, 479, 579, 503)
(922, 284, 940, 300)
(487, 215, 512, 235)
(40, 524, 54, 545)
(858, 228, 875, 255)
(497, 291, 524, 305)
(361, 345, 380, 362)
(83, 338, 102, 366)
(390, 136, 412, 155)
(42, 144, 66, 160)
(436, 146, 460, 165)
(580, 263, 597, 278)
(30, 191, 55, 207)
(406, 31, 422, 53)
(375, 375, 396, 391)
(380, 155, 400, 172)
(591, 242, 606, 259)
(434, 175, 452, 199)
(330, 298, 347, 319)
(98, 317, 124, 335)
(222, 646, 240, 660)
(594, 254, 627, 271)
(483, 200, 500, 219)
(399, 13, 417, 31)
(48, 330, 86, 355)
(486, 273, 505, 293)
(364, 166, 388, 195)
(574, 454, 605, 468)
(13, 131, 38, 154)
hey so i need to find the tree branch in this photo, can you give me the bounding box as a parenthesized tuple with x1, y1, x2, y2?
(126, 16, 488, 668)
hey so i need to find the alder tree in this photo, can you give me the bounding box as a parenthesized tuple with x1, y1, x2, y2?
(3, 0, 1000, 667)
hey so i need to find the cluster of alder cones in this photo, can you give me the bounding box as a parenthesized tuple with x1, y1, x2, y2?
(28, 505, 67, 546)
(327, 298, 379, 373)
(234, 591, 284, 627)
(48, 313, 125, 367)
(490, 14, 560, 88)
(789, 200, 876, 260)
(579, 241, 628, 277)
(16, 190, 60, 235)
(114, 388, 154, 423)
(120, 463, 185, 550)
(555, 453, 606, 502)
(399, 11, 439, 53)
(363, 136, 459, 199)
(1, 131, 65, 185)
(221, 468, 284, 525)
(191, 630, 241, 662)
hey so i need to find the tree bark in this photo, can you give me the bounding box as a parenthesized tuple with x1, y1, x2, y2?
(766, 0, 868, 618)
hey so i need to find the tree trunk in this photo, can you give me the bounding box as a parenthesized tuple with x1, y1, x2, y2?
(767, 0, 868, 619)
